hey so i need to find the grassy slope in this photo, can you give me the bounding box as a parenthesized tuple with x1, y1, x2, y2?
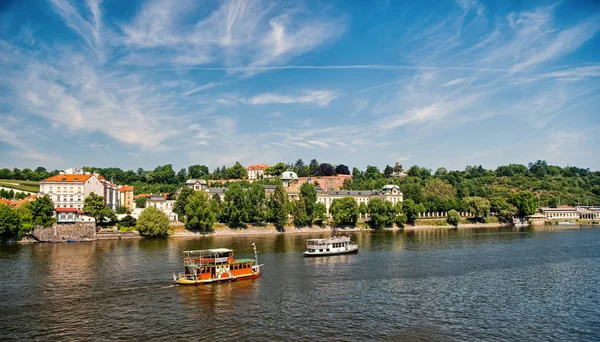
(0, 179, 40, 193)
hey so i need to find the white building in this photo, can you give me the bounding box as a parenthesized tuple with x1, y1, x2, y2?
(247, 164, 269, 180)
(185, 179, 208, 191)
(145, 194, 178, 221)
(540, 207, 600, 220)
(316, 185, 403, 215)
(39, 173, 104, 210)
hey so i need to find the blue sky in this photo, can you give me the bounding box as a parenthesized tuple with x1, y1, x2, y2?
(1, 0, 599, 172)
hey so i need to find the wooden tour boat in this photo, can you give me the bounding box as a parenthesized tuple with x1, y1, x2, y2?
(174, 244, 261, 285)
(304, 235, 358, 257)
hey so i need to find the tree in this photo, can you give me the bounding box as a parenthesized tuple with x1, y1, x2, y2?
(119, 215, 137, 228)
(265, 162, 287, 177)
(30, 195, 55, 227)
(173, 187, 195, 221)
(184, 191, 216, 232)
(367, 198, 394, 229)
(292, 199, 311, 226)
(490, 196, 518, 223)
(116, 206, 130, 214)
(299, 182, 317, 221)
(447, 209, 460, 227)
(464, 196, 491, 221)
(226, 162, 247, 179)
(0, 204, 20, 241)
(314, 203, 327, 225)
(136, 206, 170, 237)
(509, 191, 537, 217)
(548, 196, 558, 208)
(188, 164, 209, 179)
(245, 183, 267, 223)
(364, 166, 381, 180)
(317, 163, 335, 176)
(434, 167, 448, 177)
(423, 179, 457, 200)
(135, 197, 146, 208)
(330, 197, 359, 226)
(358, 202, 367, 218)
(402, 199, 425, 224)
(177, 168, 187, 183)
(83, 193, 115, 224)
(383, 165, 394, 178)
(269, 183, 289, 231)
(335, 164, 350, 175)
(309, 159, 320, 176)
(220, 183, 247, 227)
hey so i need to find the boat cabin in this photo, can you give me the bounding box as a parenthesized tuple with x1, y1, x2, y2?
(306, 236, 351, 253)
(180, 248, 256, 282)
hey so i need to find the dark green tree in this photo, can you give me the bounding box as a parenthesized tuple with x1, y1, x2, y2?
(509, 191, 537, 217)
(185, 191, 216, 232)
(30, 195, 55, 227)
(245, 183, 266, 223)
(335, 164, 350, 175)
(383, 165, 394, 178)
(402, 199, 425, 224)
(119, 215, 137, 228)
(367, 198, 394, 229)
(314, 202, 327, 225)
(330, 197, 359, 226)
(173, 187, 195, 221)
(0, 204, 20, 241)
(464, 196, 491, 221)
(135, 197, 146, 209)
(83, 193, 115, 224)
(447, 209, 460, 227)
(269, 183, 289, 231)
(221, 183, 248, 227)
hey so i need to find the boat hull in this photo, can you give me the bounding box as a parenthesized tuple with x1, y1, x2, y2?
(176, 272, 260, 285)
(303, 247, 358, 257)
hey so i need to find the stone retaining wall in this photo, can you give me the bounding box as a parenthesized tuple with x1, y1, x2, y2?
(32, 222, 96, 242)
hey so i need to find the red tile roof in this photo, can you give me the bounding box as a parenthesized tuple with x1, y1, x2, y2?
(119, 186, 133, 192)
(247, 164, 269, 170)
(41, 174, 94, 183)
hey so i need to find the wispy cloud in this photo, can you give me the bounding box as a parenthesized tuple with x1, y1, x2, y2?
(183, 82, 220, 97)
(247, 90, 336, 106)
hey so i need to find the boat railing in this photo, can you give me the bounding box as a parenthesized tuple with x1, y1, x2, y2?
(184, 256, 231, 265)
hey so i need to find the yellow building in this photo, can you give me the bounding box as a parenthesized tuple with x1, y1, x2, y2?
(118, 185, 134, 211)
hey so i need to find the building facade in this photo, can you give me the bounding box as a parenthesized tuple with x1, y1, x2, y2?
(247, 164, 270, 180)
(118, 185, 134, 211)
(540, 207, 600, 220)
(185, 179, 208, 191)
(145, 194, 177, 221)
(316, 184, 403, 215)
(39, 173, 104, 210)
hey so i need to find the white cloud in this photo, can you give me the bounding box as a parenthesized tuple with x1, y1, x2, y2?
(248, 90, 336, 106)
(441, 78, 465, 87)
(183, 82, 220, 97)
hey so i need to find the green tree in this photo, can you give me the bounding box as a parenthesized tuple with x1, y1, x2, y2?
(220, 183, 247, 227)
(367, 198, 394, 229)
(547, 196, 558, 208)
(83, 193, 115, 224)
(30, 195, 55, 227)
(330, 197, 359, 226)
(423, 179, 457, 199)
(135, 197, 146, 208)
(0, 204, 20, 241)
(299, 182, 317, 222)
(509, 191, 537, 217)
(119, 215, 137, 228)
(226, 162, 247, 179)
(116, 206, 129, 214)
(402, 199, 425, 224)
(447, 209, 460, 227)
(490, 196, 518, 223)
(265, 162, 287, 177)
(136, 206, 170, 237)
(464, 196, 491, 221)
(383, 165, 394, 178)
(292, 199, 311, 226)
(173, 187, 195, 221)
(185, 191, 216, 232)
(358, 202, 368, 218)
(245, 183, 266, 223)
(314, 202, 327, 225)
(188, 164, 209, 179)
(269, 183, 289, 231)
(309, 159, 320, 176)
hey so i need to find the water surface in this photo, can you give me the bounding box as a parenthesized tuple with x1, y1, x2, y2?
(1, 226, 599, 341)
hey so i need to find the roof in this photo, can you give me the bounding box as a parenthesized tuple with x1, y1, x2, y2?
(183, 248, 233, 254)
(327, 190, 378, 196)
(186, 178, 207, 184)
(382, 184, 400, 190)
(119, 186, 133, 192)
(146, 194, 166, 201)
(281, 171, 298, 180)
(55, 208, 83, 213)
(41, 174, 94, 183)
(247, 164, 269, 170)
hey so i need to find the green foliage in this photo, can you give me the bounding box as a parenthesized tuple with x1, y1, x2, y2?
(245, 183, 267, 223)
(0, 204, 20, 241)
(490, 197, 518, 223)
(116, 206, 129, 214)
(135, 197, 146, 208)
(188, 164, 209, 179)
(268, 183, 289, 231)
(83, 193, 115, 224)
(300, 182, 317, 219)
(292, 199, 311, 226)
(402, 199, 425, 224)
(265, 162, 287, 177)
(358, 202, 367, 217)
(136, 206, 170, 237)
(509, 191, 537, 217)
(30, 195, 55, 227)
(173, 187, 195, 221)
(226, 162, 247, 179)
(367, 198, 395, 229)
(447, 209, 460, 227)
(464, 196, 491, 220)
(119, 215, 137, 228)
(314, 203, 327, 224)
(184, 192, 216, 232)
(220, 183, 248, 228)
(547, 196, 558, 208)
(394, 213, 407, 227)
(330, 197, 359, 226)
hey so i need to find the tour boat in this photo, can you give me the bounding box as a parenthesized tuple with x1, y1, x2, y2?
(304, 235, 358, 257)
(174, 244, 261, 285)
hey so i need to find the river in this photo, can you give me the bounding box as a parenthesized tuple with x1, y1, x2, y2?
(1, 226, 599, 341)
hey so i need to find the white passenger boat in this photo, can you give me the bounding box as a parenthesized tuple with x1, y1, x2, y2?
(304, 235, 358, 257)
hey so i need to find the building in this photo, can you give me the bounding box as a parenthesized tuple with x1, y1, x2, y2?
(97, 176, 119, 211)
(39, 173, 104, 210)
(118, 185, 134, 211)
(297, 174, 352, 190)
(185, 179, 208, 191)
(316, 184, 403, 215)
(281, 171, 299, 188)
(247, 164, 270, 180)
(391, 161, 407, 178)
(540, 207, 600, 220)
(55, 208, 95, 224)
(145, 193, 177, 221)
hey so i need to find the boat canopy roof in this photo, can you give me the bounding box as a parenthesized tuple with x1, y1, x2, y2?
(183, 248, 232, 254)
